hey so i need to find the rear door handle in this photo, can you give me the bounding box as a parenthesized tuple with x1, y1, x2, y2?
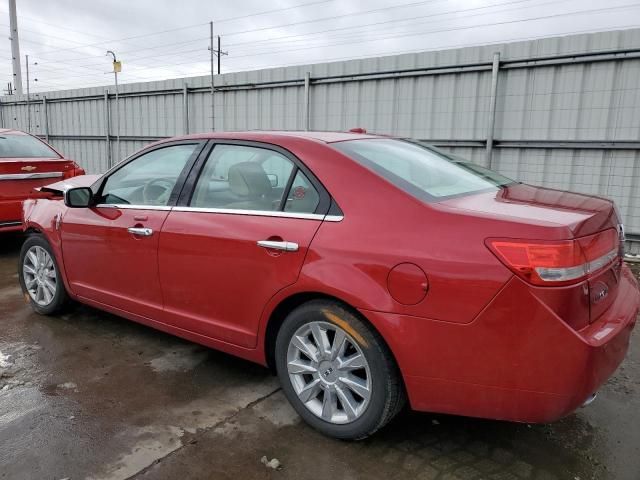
(257, 240, 299, 252)
(128, 227, 154, 237)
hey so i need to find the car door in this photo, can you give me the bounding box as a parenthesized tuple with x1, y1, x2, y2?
(60, 141, 204, 318)
(158, 141, 331, 348)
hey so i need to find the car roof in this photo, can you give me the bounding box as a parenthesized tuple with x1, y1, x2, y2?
(165, 130, 387, 144)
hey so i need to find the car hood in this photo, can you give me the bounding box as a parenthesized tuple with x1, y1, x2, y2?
(438, 183, 618, 238)
(39, 174, 100, 195)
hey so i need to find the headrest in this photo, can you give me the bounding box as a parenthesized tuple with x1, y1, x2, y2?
(228, 161, 272, 197)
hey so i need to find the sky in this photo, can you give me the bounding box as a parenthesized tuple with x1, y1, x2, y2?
(1, 0, 639, 93)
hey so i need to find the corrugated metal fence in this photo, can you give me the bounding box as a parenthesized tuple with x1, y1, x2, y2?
(2, 28, 640, 248)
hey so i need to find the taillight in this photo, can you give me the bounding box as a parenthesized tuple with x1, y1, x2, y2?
(487, 229, 619, 286)
(63, 162, 85, 179)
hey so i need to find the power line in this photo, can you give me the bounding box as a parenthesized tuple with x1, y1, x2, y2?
(219, 0, 451, 37)
(26, 2, 638, 85)
(210, 24, 640, 73)
(16, 0, 558, 74)
(215, 0, 333, 23)
(211, 3, 640, 61)
(29, 23, 211, 57)
(223, 0, 565, 49)
(15, 0, 335, 58)
(21, 23, 640, 92)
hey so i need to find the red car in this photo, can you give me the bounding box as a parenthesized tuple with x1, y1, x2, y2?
(0, 129, 85, 232)
(20, 131, 639, 439)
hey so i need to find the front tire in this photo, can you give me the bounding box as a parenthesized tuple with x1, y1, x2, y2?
(275, 300, 404, 440)
(19, 235, 68, 315)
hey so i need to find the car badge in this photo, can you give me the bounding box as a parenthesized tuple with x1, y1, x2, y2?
(21, 165, 37, 172)
(591, 281, 609, 304)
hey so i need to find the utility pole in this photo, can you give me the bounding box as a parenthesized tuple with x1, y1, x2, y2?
(106, 50, 120, 160)
(8, 0, 23, 95)
(217, 36, 221, 74)
(209, 21, 215, 131)
(25, 54, 30, 132)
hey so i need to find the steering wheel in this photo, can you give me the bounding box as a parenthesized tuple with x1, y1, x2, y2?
(142, 178, 174, 205)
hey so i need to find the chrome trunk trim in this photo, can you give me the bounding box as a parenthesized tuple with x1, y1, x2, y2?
(0, 172, 64, 181)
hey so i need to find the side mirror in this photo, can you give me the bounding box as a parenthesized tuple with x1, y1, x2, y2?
(64, 187, 93, 208)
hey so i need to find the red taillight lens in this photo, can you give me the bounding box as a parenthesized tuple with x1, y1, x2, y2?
(487, 229, 619, 286)
(63, 162, 85, 179)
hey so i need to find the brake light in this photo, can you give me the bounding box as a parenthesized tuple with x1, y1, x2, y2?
(487, 229, 619, 286)
(63, 162, 85, 179)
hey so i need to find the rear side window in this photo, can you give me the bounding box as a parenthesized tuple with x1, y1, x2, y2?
(0, 134, 59, 158)
(191, 144, 295, 212)
(284, 170, 320, 214)
(333, 139, 514, 201)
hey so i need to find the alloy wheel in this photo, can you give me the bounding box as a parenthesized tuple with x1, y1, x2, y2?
(23, 246, 57, 307)
(286, 320, 371, 424)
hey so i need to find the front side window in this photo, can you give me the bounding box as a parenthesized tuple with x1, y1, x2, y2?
(100, 144, 198, 206)
(191, 144, 295, 211)
(332, 139, 514, 201)
(0, 134, 59, 158)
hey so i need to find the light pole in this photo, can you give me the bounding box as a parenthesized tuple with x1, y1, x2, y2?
(106, 50, 120, 163)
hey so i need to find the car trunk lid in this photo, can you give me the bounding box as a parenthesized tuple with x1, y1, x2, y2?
(0, 158, 80, 196)
(439, 183, 622, 329)
(0, 158, 81, 223)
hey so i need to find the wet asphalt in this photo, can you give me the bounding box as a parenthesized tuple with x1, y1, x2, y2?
(1, 233, 639, 480)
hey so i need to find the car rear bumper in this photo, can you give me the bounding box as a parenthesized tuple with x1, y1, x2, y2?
(0, 199, 23, 232)
(360, 263, 639, 423)
(1, 191, 57, 233)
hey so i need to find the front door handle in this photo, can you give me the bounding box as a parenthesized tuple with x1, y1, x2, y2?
(257, 240, 299, 252)
(128, 227, 154, 237)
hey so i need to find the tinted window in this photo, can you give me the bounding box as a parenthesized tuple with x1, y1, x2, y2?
(333, 139, 514, 200)
(0, 134, 59, 158)
(100, 144, 198, 206)
(191, 144, 295, 211)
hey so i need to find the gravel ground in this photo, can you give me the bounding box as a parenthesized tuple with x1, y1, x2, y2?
(1, 233, 639, 480)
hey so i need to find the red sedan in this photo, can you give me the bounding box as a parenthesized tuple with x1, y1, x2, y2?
(20, 131, 639, 439)
(0, 129, 85, 232)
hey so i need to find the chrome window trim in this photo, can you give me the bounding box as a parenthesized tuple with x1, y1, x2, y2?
(94, 204, 344, 221)
(0, 172, 64, 181)
(173, 206, 326, 220)
(96, 203, 173, 211)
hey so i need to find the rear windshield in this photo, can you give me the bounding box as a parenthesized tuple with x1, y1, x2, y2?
(0, 134, 59, 158)
(332, 138, 514, 201)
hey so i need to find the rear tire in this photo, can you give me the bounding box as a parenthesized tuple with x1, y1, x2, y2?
(275, 299, 404, 440)
(19, 235, 68, 315)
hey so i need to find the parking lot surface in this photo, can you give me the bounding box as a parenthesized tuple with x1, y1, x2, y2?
(1, 233, 639, 480)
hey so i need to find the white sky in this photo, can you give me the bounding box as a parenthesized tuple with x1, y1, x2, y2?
(2, 0, 639, 93)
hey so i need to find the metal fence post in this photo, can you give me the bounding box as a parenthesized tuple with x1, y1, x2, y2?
(486, 52, 500, 169)
(104, 90, 112, 169)
(0, 98, 4, 129)
(42, 96, 49, 142)
(303, 72, 311, 131)
(183, 83, 189, 134)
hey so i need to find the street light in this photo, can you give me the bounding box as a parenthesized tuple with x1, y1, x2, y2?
(106, 50, 121, 164)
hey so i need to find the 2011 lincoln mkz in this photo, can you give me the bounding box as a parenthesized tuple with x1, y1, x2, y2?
(19, 131, 640, 439)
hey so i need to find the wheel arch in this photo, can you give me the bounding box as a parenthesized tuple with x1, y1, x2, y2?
(263, 291, 404, 381)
